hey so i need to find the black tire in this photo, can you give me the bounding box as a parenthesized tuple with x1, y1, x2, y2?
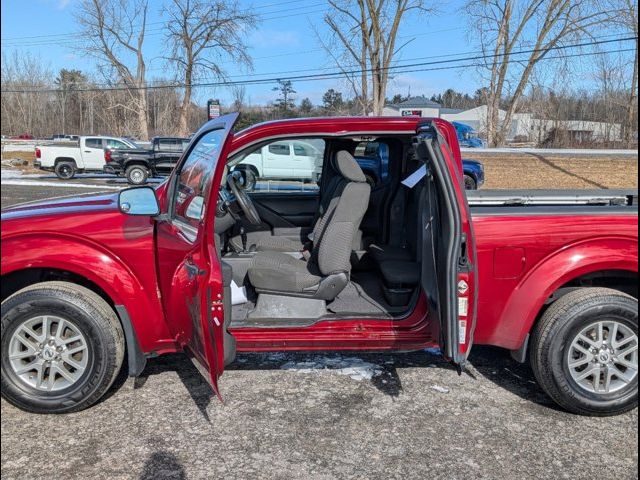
(54, 161, 76, 180)
(530, 288, 638, 416)
(463, 174, 477, 190)
(126, 165, 149, 185)
(1, 282, 125, 414)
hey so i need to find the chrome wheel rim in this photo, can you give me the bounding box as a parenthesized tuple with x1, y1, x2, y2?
(567, 320, 638, 394)
(8, 315, 89, 392)
(130, 169, 144, 183)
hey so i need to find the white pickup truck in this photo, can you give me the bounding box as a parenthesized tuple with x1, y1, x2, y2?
(234, 139, 323, 182)
(34, 136, 138, 179)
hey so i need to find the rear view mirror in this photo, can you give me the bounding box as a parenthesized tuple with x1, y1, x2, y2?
(118, 187, 160, 216)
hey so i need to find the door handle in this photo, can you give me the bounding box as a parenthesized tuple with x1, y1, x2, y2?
(84, 150, 91, 153)
(185, 262, 206, 278)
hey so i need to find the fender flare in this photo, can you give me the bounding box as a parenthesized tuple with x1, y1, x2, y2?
(491, 236, 638, 350)
(1, 233, 169, 359)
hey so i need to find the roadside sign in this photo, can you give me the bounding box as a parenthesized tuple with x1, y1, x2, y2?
(208, 99, 221, 120)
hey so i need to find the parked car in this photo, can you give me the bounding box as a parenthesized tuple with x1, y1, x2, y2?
(1, 114, 637, 417)
(13, 133, 34, 140)
(35, 136, 138, 179)
(454, 122, 484, 148)
(104, 137, 190, 185)
(462, 159, 485, 190)
(234, 139, 323, 183)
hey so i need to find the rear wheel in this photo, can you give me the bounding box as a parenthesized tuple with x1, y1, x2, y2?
(54, 161, 76, 180)
(126, 165, 149, 185)
(1, 282, 125, 413)
(530, 288, 638, 416)
(463, 174, 477, 190)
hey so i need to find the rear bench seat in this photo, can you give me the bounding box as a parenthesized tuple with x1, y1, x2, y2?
(378, 260, 421, 306)
(368, 163, 426, 306)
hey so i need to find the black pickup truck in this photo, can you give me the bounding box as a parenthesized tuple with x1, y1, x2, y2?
(103, 136, 190, 184)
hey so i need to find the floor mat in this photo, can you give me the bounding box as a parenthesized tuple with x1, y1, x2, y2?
(326, 274, 409, 318)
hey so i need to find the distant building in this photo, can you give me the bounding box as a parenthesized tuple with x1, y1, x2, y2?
(381, 96, 441, 118)
(382, 97, 623, 143)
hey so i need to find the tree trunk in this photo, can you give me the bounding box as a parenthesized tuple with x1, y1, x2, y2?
(137, 88, 149, 140)
(624, 38, 638, 148)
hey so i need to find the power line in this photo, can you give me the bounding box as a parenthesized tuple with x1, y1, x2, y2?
(0, 0, 327, 46)
(2, 36, 636, 93)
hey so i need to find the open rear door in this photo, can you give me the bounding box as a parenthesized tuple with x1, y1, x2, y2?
(416, 121, 478, 370)
(155, 113, 239, 399)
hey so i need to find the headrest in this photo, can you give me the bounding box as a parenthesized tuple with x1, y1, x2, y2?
(335, 150, 366, 183)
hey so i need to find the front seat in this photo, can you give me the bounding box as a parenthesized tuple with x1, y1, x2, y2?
(254, 154, 352, 253)
(247, 151, 371, 301)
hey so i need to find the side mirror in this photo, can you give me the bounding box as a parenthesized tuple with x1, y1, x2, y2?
(118, 186, 160, 216)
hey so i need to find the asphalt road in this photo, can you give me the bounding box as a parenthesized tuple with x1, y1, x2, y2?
(1, 173, 638, 480)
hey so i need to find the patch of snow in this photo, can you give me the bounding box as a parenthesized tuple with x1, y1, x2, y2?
(424, 347, 442, 356)
(0, 179, 121, 190)
(1, 169, 24, 179)
(430, 385, 450, 394)
(280, 356, 384, 381)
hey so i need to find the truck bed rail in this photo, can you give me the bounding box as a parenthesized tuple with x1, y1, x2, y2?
(467, 189, 638, 207)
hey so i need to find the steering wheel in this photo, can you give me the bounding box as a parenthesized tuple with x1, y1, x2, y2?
(227, 172, 262, 225)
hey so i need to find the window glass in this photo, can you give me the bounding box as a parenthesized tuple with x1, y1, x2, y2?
(85, 138, 103, 149)
(232, 138, 325, 193)
(353, 141, 390, 187)
(268, 143, 290, 156)
(106, 139, 129, 149)
(172, 129, 226, 230)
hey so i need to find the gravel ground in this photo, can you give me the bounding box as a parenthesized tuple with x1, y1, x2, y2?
(1, 155, 638, 479)
(1, 349, 638, 480)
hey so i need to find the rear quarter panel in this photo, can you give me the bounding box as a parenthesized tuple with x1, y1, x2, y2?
(40, 146, 82, 167)
(472, 212, 638, 349)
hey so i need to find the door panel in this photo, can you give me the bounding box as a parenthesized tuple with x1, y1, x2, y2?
(82, 138, 106, 169)
(416, 121, 478, 369)
(155, 113, 239, 397)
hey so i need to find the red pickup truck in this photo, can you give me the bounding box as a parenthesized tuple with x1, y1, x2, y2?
(1, 114, 637, 416)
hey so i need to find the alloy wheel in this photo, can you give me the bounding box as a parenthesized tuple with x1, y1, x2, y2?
(567, 320, 638, 394)
(8, 315, 89, 392)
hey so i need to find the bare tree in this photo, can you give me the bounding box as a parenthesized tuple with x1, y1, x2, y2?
(75, 0, 150, 139)
(467, 0, 613, 146)
(231, 85, 247, 112)
(616, 0, 638, 147)
(322, 0, 432, 116)
(164, 0, 257, 136)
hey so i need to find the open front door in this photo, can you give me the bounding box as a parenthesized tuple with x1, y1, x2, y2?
(416, 121, 478, 370)
(155, 113, 239, 399)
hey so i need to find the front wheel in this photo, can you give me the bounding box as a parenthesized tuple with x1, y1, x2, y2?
(126, 165, 149, 185)
(1, 282, 125, 413)
(530, 288, 638, 416)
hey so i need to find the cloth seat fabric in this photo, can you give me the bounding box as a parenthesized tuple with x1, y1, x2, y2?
(248, 150, 370, 299)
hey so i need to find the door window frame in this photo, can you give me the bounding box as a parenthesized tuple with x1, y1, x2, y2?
(165, 117, 238, 244)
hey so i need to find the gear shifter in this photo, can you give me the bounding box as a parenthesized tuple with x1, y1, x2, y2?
(240, 226, 248, 252)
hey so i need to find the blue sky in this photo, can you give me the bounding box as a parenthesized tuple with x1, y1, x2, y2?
(1, 0, 634, 107)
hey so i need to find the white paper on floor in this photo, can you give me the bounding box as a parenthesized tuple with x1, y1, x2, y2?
(230, 280, 248, 305)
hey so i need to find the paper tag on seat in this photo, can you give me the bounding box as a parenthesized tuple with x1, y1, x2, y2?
(401, 165, 427, 188)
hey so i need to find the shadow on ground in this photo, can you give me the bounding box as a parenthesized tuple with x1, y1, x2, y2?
(130, 346, 559, 418)
(140, 451, 186, 480)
